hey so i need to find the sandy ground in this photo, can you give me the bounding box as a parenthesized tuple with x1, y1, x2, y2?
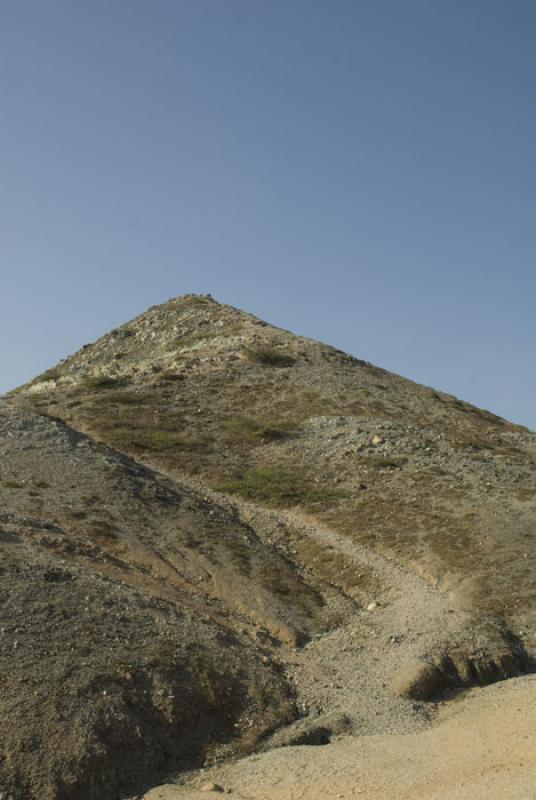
(144, 675, 536, 800)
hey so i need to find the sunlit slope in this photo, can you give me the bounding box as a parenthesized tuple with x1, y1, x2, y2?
(15, 294, 536, 630)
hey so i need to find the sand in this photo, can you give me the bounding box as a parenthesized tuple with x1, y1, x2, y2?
(145, 674, 536, 800)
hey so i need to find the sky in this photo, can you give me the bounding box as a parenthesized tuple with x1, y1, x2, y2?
(1, 0, 535, 428)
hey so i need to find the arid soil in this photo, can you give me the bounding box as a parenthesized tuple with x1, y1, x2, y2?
(0, 401, 315, 798)
(3, 294, 536, 799)
(145, 675, 536, 800)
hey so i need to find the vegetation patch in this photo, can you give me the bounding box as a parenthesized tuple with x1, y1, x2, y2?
(158, 371, 184, 382)
(448, 433, 521, 457)
(82, 376, 129, 391)
(226, 416, 300, 443)
(1, 479, 25, 490)
(105, 427, 209, 453)
(27, 368, 61, 387)
(215, 466, 348, 508)
(111, 327, 134, 339)
(358, 455, 408, 470)
(243, 346, 296, 368)
(515, 488, 536, 502)
(101, 390, 147, 405)
(37, 368, 61, 383)
(175, 330, 220, 349)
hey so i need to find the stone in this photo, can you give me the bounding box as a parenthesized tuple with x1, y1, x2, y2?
(200, 783, 224, 793)
(390, 657, 445, 700)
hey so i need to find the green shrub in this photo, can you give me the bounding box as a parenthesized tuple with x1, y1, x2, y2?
(243, 347, 296, 368)
(158, 371, 184, 382)
(226, 416, 299, 443)
(175, 330, 220, 349)
(358, 455, 407, 470)
(28, 367, 60, 386)
(110, 328, 134, 339)
(106, 427, 208, 453)
(82, 376, 127, 390)
(103, 390, 145, 404)
(215, 466, 348, 507)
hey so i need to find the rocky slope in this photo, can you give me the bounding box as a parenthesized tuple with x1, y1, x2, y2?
(5, 293, 536, 799)
(0, 401, 337, 799)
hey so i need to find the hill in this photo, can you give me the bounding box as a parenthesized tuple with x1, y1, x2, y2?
(5, 293, 536, 799)
(0, 400, 335, 798)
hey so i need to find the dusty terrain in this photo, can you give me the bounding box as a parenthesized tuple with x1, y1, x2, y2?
(145, 675, 536, 800)
(3, 294, 536, 799)
(0, 400, 320, 798)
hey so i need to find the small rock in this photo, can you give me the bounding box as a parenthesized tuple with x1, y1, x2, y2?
(200, 783, 224, 793)
(371, 435, 384, 446)
(367, 602, 378, 611)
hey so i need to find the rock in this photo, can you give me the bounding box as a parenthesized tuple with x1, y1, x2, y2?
(390, 657, 445, 700)
(262, 712, 353, 749)
(367, 602, 378, 611)
(200, 783, 224, 793)
(371, 435, 384, 446)
(391, 644, 529, 701)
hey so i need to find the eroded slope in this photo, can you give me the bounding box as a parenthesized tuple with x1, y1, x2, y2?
(0, 402, 334, 800)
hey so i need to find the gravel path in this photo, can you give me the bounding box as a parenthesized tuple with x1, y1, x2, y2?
(145, 465, 475, 737)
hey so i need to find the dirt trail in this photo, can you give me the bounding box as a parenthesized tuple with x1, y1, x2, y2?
(234, 502, 473, 735)
(148, 467, 475, 736)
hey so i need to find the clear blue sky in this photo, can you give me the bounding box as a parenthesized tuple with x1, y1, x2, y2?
(1, 1, 535, 428)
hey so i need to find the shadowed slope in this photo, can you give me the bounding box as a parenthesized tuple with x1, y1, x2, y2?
(0, 402, 332, 800)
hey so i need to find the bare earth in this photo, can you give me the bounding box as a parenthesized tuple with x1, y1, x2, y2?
(145, 675, 536, 800)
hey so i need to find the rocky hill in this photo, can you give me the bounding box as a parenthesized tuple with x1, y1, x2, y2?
(0, 401, 339, 799)
(4, 294, 536, 799)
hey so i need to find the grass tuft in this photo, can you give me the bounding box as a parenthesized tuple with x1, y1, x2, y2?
(243, 347, 296, 368)
(106, 427, 208, 453)
(215, 466, 348, 507)
(225, 416, 299, 443)
(1, 479, 25, 489)
(358, 455, 408, 470)
(81, 376, 128, 390)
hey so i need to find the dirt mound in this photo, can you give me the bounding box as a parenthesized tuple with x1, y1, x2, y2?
(0, 403, 333, 799)
(1, 554, 293, 800)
